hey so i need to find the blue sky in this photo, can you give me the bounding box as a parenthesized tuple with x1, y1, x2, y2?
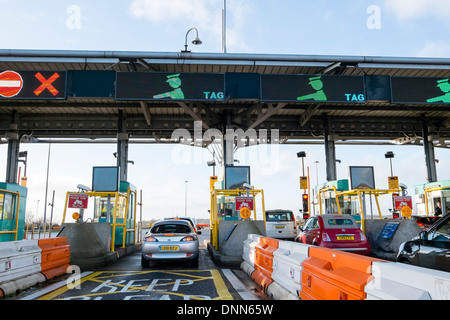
(0, 0, 450, 223)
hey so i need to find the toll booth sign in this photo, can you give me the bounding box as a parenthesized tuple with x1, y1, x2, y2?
(391, 77, 450, 104)
(261, 74, 366, 103)
(0, 70, 66, 99)
(68, 193, 89, 209)
(235, 196, 254, 211)
(115, 72, 225, 101)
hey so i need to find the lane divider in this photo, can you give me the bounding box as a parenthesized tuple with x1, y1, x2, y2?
(241, 234, 450, 300)
(0, 237, 71, 297)
(38, 237, 70, 280)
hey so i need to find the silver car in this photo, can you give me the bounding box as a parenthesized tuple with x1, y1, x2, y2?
(141, 219, 199, 268)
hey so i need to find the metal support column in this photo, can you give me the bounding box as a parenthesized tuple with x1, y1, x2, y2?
(222, 112, 234, 186)
(5, 112, 20, 184)
(117, 111, 129, 182)
(422, 117, 437, 183)
(323, 115, 337, 181)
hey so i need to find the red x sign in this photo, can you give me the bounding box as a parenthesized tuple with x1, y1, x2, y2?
(34, 72, 60, 96)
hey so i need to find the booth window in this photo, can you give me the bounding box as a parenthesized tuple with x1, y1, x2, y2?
(0, 193, 15, 220)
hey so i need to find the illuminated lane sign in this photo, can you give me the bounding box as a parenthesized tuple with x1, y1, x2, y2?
(391, 77, 450, 104)
(116, 72, 225, 101)
(0, 70, 66, 99)
(261, 74, 366, 103)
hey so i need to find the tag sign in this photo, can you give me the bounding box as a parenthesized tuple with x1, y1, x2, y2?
(300, 176, 308, 190)
(68, 193, 89, 209)
(235, 196, 254, 211)
(388, 176, 399, 189)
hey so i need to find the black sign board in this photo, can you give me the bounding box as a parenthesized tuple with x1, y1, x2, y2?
(391, 76, 450, 104)
(261, 74, 366, 103)
(0, 70, 66, 99)
(116, 72, 225, 101)
(379, 221, 400, 239)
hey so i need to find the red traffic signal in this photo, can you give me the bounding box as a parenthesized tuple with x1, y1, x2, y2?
(302, 193, 309, 214)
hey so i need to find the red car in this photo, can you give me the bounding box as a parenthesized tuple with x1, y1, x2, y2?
(296, 214, 370, 255)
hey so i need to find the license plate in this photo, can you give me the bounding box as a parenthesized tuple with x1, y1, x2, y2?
(337, 236, 354, 240)
(160, 246, 179, 251)
(275, 225, 285, 229)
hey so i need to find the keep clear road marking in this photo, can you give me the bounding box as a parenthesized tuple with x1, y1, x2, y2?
(35, 269, 234, 300)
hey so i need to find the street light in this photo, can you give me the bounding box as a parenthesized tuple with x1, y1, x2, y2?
(385, 151, 395, 176)
(297, 151, 306, 176)
(182, 27, 202, 52)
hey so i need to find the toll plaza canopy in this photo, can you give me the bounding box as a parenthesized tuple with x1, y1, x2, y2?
(0, 50, 450, 146)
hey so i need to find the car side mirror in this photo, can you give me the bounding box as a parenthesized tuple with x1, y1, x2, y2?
(418, 231, 427, 240)
(197, 230, 202, 235)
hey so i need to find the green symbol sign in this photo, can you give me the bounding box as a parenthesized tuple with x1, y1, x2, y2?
(427, 78, 450, 103)
(297, 76, 328, 101)
(153, 73, 185, 99)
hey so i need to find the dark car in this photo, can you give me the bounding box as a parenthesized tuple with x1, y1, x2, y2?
(397, 214, 450, 272)
(410, 215, 441, 231)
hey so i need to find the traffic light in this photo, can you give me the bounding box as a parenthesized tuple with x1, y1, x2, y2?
(302, 193, 309, 219)
(392, 193, 399, 218)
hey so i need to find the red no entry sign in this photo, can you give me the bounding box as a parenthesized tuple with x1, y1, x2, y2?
(0, 70, 23, 97)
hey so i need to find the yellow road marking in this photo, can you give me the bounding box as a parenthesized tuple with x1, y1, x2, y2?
(38, 269, 234, 300)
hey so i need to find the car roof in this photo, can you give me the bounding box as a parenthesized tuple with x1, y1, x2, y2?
(154, 219, 190, 226)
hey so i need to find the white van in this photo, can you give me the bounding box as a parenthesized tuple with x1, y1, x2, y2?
(265, 209, 296, 240)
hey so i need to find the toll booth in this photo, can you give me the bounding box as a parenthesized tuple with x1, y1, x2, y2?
(62, 180, 137, 251)
(415, 180, 450, 217)
(318, 178, 401, 233)
(0, 183, 27, 242)
(208, 166, 266, 266)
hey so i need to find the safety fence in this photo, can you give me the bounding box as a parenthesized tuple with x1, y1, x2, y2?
(0, 237, 70, 297)
(241, 234, 450, 300)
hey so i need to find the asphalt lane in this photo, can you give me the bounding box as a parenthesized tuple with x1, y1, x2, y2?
(13, 228, 269, 301)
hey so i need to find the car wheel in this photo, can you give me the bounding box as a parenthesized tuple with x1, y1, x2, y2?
(187, 255, 199, 268)
(399, 259, 412, 265)
(141, 257, 150, 268)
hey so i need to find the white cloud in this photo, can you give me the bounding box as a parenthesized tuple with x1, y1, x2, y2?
(384, 0, 450, 22)
(128, 0, 254, 52)
(417, 40, 450, 57)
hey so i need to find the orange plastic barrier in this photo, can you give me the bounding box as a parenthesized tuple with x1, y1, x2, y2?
(300, 247, 381, 300)
(251, 237, 279, 292)
(38, 237, 70, 280)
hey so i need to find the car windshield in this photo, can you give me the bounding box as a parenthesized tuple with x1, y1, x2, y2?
(266, 211, 293, 221)
(324, 218, 356, 228)
(151, 223, 191, 234)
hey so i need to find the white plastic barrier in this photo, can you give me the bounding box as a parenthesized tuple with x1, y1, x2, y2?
(0, 240, 43, 296)
(272, 241, 312, 298)
(365, 261, 450, 300)
(242, 234, 262, 268)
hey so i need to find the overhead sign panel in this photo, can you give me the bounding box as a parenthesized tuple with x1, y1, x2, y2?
(0, 70, 66, 99)
(116, 72, 225, 101)
(261, 74, 366, 103)
(391, 76, 450, 104)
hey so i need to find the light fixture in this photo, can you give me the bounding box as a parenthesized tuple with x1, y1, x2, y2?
(182, 27, 202, 52)
(384, 151, 394, 159)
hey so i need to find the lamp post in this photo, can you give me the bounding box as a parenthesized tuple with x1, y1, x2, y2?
(182, 27, 202, 52)
(385, 151, 395, 176)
